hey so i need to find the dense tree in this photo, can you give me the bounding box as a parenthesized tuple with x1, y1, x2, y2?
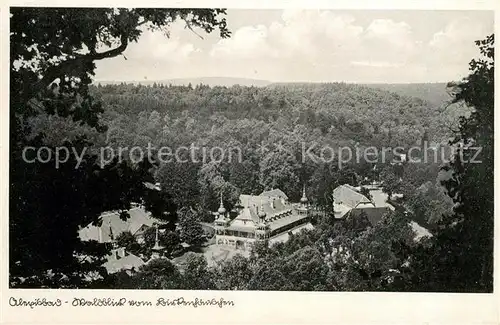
(142, 227, 181, 256)
(156, 160, 201, 209)
(308, 163, 338, 214)
(391, 34, 494, 293)
(214, 254, 253, 290)
(358, 187, 372, 201)
(282, 246, 329, 291)
(432, 34, 494, 292)
(247, 264, 293, 291)
(406, 180, 454, 229)
(116, 231, 141, 255)
(180, 253, 216, 289)
(142, 186, 178, 228)
(91, 76, 462, 216)
(131, 258, 183, 289)
(178, 208, 206, 247)
(10, 7, 230, 286)
(333, 211, 414, 291)
(380, 166, 403, 199)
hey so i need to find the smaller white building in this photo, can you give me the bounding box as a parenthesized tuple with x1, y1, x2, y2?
(103, 247, 145, 275)
(333, 184, 395, 226)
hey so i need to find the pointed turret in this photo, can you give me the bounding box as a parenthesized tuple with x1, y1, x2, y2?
(151, 223, 164, 259)
(297, 184, 310, 217)
(217, 192, 226, 215)
(108, 218, 114, 240)
(214, 192, 228, 237)
(108, 218, 118, 248)
(300, 184, 308, 204)
(255, 197, 269, 241)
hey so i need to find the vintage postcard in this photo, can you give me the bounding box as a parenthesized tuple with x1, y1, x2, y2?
(1, 0, 499, 324)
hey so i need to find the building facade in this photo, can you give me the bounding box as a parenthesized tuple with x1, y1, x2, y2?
(214, 187, 312, 250)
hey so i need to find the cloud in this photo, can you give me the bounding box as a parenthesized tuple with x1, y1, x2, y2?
(210, 25, 275, 58)
(424, 16, 492, 79)
(208, 10, 423, 72)
(365, 19, 412, 44)
(124, 23, 199, 62)
(207, 11, 428, 83)
(272, 9, 364, 59)
(429, 17, 489, 49)
(211, 10, 364, 61)
(94, 10, 494, 83)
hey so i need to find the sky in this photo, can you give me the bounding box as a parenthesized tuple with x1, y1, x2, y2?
(94, 9, 494, 83)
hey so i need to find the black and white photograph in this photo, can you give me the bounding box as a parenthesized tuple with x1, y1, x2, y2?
(7, 5, 494, 296)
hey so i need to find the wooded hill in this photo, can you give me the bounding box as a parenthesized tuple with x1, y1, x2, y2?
(93, 81, 465, 149)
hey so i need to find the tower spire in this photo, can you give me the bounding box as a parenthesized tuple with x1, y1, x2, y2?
(218, 191, 226, 215)
(108, 218, 114, 241)
(300, 183, 308, 204)
(152, 223, 162, 251)
(149, 223, 164, 260)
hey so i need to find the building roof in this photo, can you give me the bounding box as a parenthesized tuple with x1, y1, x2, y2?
(368, 189, 395, 210)
(268, 213, 309, 231)
(235, 194, 291, 223)
(332, 185, 396, 224)
(333, 202, 352, 219)
(239, 194, 266, 209)
(143, 182, 161, 191)
(269, 222, 314, 245)
(228, 188, 309, 233)
(103, 248, 145, 274)
(234, 206, 259, 223)
(226, 223, 258, 233)
(333, 184, 373, 208)
(333, 184, 395, 210)
(349, 206, 392, 226)
(229, 218, 255, 228)
(410, 221, 433, 242)
(79, 207, 158, 243)
(260, 188, 288, 200)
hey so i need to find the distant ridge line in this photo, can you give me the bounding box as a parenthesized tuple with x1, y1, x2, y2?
(93, 78, 450, 106)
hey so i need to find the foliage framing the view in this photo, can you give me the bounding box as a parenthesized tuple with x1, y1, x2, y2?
(9, 7, 230, 287)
